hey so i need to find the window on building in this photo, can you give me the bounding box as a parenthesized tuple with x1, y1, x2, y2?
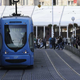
(26, 0, 28, 5)
(21, 0, 22, 5)
(53, 0, 56, 5)
(9, 0, 12, 5)
(42, 2, 44, 5)
(34, 0, 38, 5)
(23, 0, 25, 5)
(71, 1, 73, 5)
(39, 2, 41, 5)
(68, 1, 70, 5)
(57, 0, 58, 5)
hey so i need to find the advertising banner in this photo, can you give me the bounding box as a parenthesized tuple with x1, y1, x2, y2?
(74, 0, 77, 3)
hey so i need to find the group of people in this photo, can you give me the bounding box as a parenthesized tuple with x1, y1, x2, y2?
(34, 36, 66, 50)
(34, 37, 46, 49)
(34, 36, 80, 50)
(70, 36, 80, 49)
(49, 36, 65, 50)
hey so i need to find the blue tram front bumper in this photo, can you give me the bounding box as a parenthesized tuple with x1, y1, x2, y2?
(0, 54, 34, 66)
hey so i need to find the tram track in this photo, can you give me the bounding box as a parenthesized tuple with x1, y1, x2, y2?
(45, 49, 80, 80)
(54, 50, 80, 76)
(0, 49, 80, 80)
(0, 68, 25, 80)
(0, 70, 9, 80)
(20, 69, 25, 80)
(45, 50, 66, 80)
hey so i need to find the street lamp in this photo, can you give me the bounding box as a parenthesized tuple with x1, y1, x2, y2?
(52, 0, 54, 38)
(71, 17, 75, 37)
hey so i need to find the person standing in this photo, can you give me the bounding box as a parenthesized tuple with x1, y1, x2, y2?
(71, 36, 74, 46)
(58, 36, 63, 50)
(37, 37, 40, 48)
(42, 37, 46, 49)
(52, 37, 56, 49)
(55, 37, 59, 49)
(49, 37, 52, 48)
(34, 37, 36, 48)
(63, 37, 66, 48)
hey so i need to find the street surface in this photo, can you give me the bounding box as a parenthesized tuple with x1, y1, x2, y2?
(0, 49, 80, 80)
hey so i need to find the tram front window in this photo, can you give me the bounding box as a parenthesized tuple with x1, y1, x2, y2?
(5, 25, 27, 51)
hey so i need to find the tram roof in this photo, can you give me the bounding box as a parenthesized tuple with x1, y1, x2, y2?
(0, 6, 80, 26)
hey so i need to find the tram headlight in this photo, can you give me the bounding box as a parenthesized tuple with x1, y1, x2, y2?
(5, 51, 8, 54)
(23, 50, 27, 54)
(5, 23, 8, 24)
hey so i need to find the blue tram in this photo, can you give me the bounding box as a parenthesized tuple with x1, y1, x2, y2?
(0, 16, 34, 67)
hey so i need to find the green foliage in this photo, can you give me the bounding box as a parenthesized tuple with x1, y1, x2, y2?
(48, 24, 52, 28)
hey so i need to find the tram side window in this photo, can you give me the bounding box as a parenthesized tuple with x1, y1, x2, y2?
(0, 34, 2, 50)
(29, 32, 34, 52)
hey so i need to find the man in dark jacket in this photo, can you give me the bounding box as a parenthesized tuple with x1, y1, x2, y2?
(42, 37, 46, 49)
(52, 37, 56, 49)
(49, 37, 52, 48)
(58, 36, 63, 50)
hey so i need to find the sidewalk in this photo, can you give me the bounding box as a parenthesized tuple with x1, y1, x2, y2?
(65, 45, 80, 57)
(63, 49, 80, 64)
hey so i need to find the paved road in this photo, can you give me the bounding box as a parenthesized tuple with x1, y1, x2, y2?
(78, 46, 80, 50)
(0, 49, 80, 80)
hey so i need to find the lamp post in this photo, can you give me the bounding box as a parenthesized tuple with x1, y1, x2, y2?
(71, 17, 75, 37)
(52, 0, 54, 38)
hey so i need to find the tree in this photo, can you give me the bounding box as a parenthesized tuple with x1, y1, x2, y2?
(68, 24, 73, 29)
(48, 24, 52, 28)
(74, 23, 78, 28)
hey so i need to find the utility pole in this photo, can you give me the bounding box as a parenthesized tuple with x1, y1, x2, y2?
(52, 0, 54, 37)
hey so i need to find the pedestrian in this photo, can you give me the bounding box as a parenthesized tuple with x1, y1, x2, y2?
(63, 37, 66, 48)
(34, 37, 36, 48)
(71, 36, 74, 47)
(52, 37, 56, 49)
(40, 38, 43, 48)
(58, 36, 63, 50)
(42, 37, 46, 49)
(49, 37, 52, 48)
(78, 37, 80, 46)
(55, 37, 59, 49)
(37, 37, 40, 48)
(75, 37, 78, 49)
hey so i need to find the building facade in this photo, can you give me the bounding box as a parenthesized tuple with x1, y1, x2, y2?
(1, 0, 78, 6)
